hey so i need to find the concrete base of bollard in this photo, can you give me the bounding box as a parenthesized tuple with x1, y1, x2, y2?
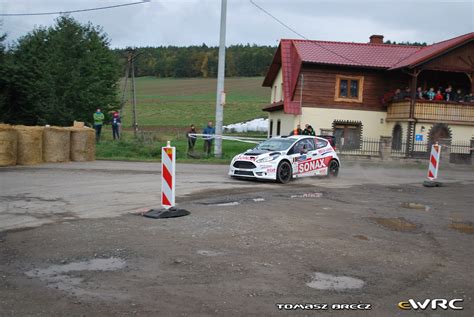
(423, 180, 443, 188)
(143, 207, 190, 219)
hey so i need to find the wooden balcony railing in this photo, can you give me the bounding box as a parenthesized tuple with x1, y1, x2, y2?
(387, 100, 474, 125)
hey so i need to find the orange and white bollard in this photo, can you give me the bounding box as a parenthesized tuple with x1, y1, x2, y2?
(424, 143, 442, 187)
(161, 141, 175, 209)
(143, 141, 190, 219)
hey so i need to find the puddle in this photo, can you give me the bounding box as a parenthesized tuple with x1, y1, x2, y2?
(196, 250, 224, 257)
(26, 257, 126, 297)
(215, 201, 240, 206)
(449, 221, 474, 234)
(401, 202, 431, 211)
(368, 217, 419, 232)
(290, 192, 323, 199)
(306, 272, 365, 290)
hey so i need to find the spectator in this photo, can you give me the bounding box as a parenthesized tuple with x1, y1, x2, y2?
(416, 87, 424, 99)
(464, 92, 473, 103)
(402, 87, 411, 100)
(445, 85, 453, 101)
(290, 124, 303, 136)
(434, 90, 444, 101)
(454, 89, 464, 102)
(93, 108, 105, 143)
(426, 88, 435, 101)
(186, 124, 197, 152)
(202, 121, 215, 156)
(392, 88, 403, 101)
(111, 111, 121, 140)
(306, 125, 316, 136)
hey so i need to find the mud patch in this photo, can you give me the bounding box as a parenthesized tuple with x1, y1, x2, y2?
(306, 272, 365, 290)
(26, 257, 127, 299)
(368, 217, 419, 232)
(449, 221, 474, 234)
(401, 202, 431, 211)
(353, 234, 369, 241)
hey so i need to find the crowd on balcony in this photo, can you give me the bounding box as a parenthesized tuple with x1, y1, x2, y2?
(390, 85, 473, 103)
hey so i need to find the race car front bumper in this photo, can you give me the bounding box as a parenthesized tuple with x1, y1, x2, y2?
(228, 161, 277, 180)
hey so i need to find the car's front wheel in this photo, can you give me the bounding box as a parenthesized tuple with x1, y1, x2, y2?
(276, 161, 292, 184)
(328, 159, 339, 177)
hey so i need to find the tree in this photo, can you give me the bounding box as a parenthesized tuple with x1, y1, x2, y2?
(2, 16, 119, 126)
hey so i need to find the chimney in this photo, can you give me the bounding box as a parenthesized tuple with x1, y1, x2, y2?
(369, 35, 384, 44)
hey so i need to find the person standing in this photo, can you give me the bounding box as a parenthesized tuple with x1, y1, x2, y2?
(186, 124, 197, 152)
(93, 108, 105, 143)
(202, 121, 215, 156)
(111, 111, 121, 140)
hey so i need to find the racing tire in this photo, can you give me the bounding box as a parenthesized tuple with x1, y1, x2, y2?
(328, 159, 339, 177)
(276, 161, 292, 184)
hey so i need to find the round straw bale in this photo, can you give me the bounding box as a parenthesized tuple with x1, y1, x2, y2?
(0, 124, 18, 166)
(67, 127, 96, 161)
(43, 127, 71, 162)
(14, 125, 44, 165)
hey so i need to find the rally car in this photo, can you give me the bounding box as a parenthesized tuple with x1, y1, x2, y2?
(229, 135, 340, 183)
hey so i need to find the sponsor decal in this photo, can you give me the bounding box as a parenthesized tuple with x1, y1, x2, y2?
(398, 299, 463, 311)
(298, 158, 327, 174)
(237, 155, 256, 161)
(266, 167, 276, 173)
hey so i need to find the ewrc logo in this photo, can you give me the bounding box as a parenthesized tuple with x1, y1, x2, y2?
(298, 158, 327, 173)
(398, 299, 463, 310)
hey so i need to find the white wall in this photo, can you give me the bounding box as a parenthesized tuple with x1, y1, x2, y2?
(268, 111, 299, 137)
(270, 68, 284, 103)
(301, 107, 389, 138)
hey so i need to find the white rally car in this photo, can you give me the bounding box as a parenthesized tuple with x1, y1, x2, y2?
(229, 135, 340, 183)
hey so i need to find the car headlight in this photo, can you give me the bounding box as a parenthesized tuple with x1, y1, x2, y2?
(256, 155, 279, 163)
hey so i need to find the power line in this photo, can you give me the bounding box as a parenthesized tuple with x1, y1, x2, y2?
(249, 0, 363, 66)
(0, 0, 150, 17)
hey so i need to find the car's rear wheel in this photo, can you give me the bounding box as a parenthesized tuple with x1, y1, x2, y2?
(276, 161, 292, 184)
(328, 159, 339, 177)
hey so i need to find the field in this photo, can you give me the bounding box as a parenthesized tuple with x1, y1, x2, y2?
(97, 77, 269, 161)
(119, 76, 269, 129)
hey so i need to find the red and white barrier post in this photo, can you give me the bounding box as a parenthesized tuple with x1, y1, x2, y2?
(424, 143, 442, 187)
(161, 141, 175, 209)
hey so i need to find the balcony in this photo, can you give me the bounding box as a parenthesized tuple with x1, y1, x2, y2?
(387, 100, 474, 125)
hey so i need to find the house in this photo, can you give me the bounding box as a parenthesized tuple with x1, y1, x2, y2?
(262, 32, 474, 154)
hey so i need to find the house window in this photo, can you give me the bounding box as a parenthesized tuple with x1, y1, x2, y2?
(334, 75, 364, 103)
(276, 120, 281, 136)
(269, 119, 273, 137)
(333, 121, 362, 150)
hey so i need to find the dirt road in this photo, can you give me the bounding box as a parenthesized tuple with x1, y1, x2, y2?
(1, 161, 473, 316)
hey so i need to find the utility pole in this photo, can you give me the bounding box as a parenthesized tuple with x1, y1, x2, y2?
(119, 52, 132, 116)
(130, 51, 138, 138)
(214, 0, 227, 158)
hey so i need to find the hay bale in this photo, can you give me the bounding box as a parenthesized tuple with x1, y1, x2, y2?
(14, 125, 44, 165)
(0, 124, 18, 166)
(67, 127, 95, 161)
(43, 127, 70, 162)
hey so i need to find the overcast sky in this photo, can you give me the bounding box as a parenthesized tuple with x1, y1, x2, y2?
(1, 0, 473, 48)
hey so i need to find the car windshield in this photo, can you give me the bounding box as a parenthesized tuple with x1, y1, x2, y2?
(254, 138, 295, 151)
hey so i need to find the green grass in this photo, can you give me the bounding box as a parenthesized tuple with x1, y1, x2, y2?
(119, 77, 269, 129)
(96, 128, 257, 163)
(100, 77, 269, 162)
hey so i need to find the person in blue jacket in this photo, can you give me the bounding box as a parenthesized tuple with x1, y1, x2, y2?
(202, 121, 215, 156)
